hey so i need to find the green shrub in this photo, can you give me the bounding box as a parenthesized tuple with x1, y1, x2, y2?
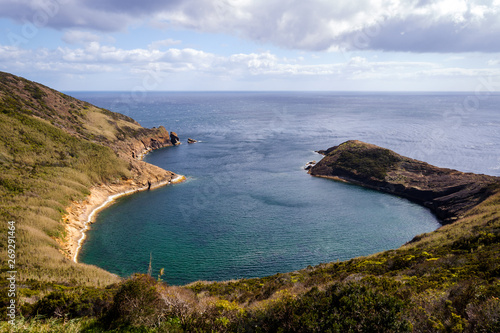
(333, 146, 399, 180)
(31, 287, 114, 319)
(465, 296, 500, 333)
(24, 82, 47, 101)
(102, 274, 164, 330)
(248, 282, 411, 333)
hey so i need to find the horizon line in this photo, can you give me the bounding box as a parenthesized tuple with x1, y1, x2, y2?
(63, 90, 495, 94)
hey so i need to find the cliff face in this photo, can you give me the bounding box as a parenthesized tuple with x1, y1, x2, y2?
(310, 140, 500, 223)
(113, 126, 175, 186)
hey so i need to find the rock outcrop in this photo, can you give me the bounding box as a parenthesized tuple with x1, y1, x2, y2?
(170, 131, 181, 145)
(310, 140, 500, 224)
(187, 138, 197, 144)
(113, 126, 176, 186)
(304, 161, 316, 170)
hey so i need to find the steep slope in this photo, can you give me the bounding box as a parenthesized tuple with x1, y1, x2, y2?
(310, 140, 500, 223)
(0, 72, 178, 290)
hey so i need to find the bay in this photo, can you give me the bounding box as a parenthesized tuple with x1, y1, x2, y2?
(72, 92, 500, 285)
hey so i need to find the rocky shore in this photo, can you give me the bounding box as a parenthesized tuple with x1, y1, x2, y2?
(309, 140, 500, 224)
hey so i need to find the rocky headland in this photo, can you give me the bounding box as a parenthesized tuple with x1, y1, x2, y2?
(310, 140, 500, 224)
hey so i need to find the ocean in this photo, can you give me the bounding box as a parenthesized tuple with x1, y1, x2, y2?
(70, 92, 500, 285)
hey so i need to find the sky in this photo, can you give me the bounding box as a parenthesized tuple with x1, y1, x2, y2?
(0, 0, 500, 91)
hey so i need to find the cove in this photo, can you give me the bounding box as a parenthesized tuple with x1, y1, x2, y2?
(74, 91, 500, 286)
(79, 136, 440, 285)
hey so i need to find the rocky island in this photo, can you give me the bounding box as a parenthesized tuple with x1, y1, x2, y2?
(310, 140, 500, 224)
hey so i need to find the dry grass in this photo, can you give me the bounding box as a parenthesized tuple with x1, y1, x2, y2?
(83, 106, 143, 142)
(0, 317, 96, 333)
(0, 75, 138, 289)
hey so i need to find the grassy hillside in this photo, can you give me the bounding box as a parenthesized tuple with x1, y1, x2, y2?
(0, 73, 498, 331)
(0, 72, 175, 318)
(0, 106, 128, 282)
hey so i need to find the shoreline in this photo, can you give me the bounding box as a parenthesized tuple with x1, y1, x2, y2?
(63, 174, 186, 263)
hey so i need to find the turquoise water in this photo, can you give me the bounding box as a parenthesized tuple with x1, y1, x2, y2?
(73, 92, 500, 285)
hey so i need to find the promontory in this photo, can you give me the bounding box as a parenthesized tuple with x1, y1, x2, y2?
(309, 140, 500, 224)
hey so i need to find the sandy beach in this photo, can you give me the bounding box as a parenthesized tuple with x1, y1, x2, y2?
(61, 174, 186, 263)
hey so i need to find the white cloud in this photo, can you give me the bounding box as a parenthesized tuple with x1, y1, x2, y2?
(57, 42, 166, 63)
(62, 30, 103, 44)
(152, 0, 500, 52)
(1, 0, 499, 52)
(0, 45, 29, 61)
(2, 41, 500, 90)
(415, 67, 500, 78)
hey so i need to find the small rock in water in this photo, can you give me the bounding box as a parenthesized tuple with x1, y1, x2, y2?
(187, 138, 198, 144)
(170, 131, 181, 145)
(304, 161, 316, 170)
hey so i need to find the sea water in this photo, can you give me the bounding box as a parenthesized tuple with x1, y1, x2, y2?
(72, 92, 500, 285)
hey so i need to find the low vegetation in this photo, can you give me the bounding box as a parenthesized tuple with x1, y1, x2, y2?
(1, 72, 499, 331)
(326, 141, 400, 180)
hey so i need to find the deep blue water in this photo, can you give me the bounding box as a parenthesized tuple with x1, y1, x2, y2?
(71, 92, 500, 285)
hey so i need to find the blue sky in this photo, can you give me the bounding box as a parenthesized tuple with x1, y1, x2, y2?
(0, 0, 500, 91)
